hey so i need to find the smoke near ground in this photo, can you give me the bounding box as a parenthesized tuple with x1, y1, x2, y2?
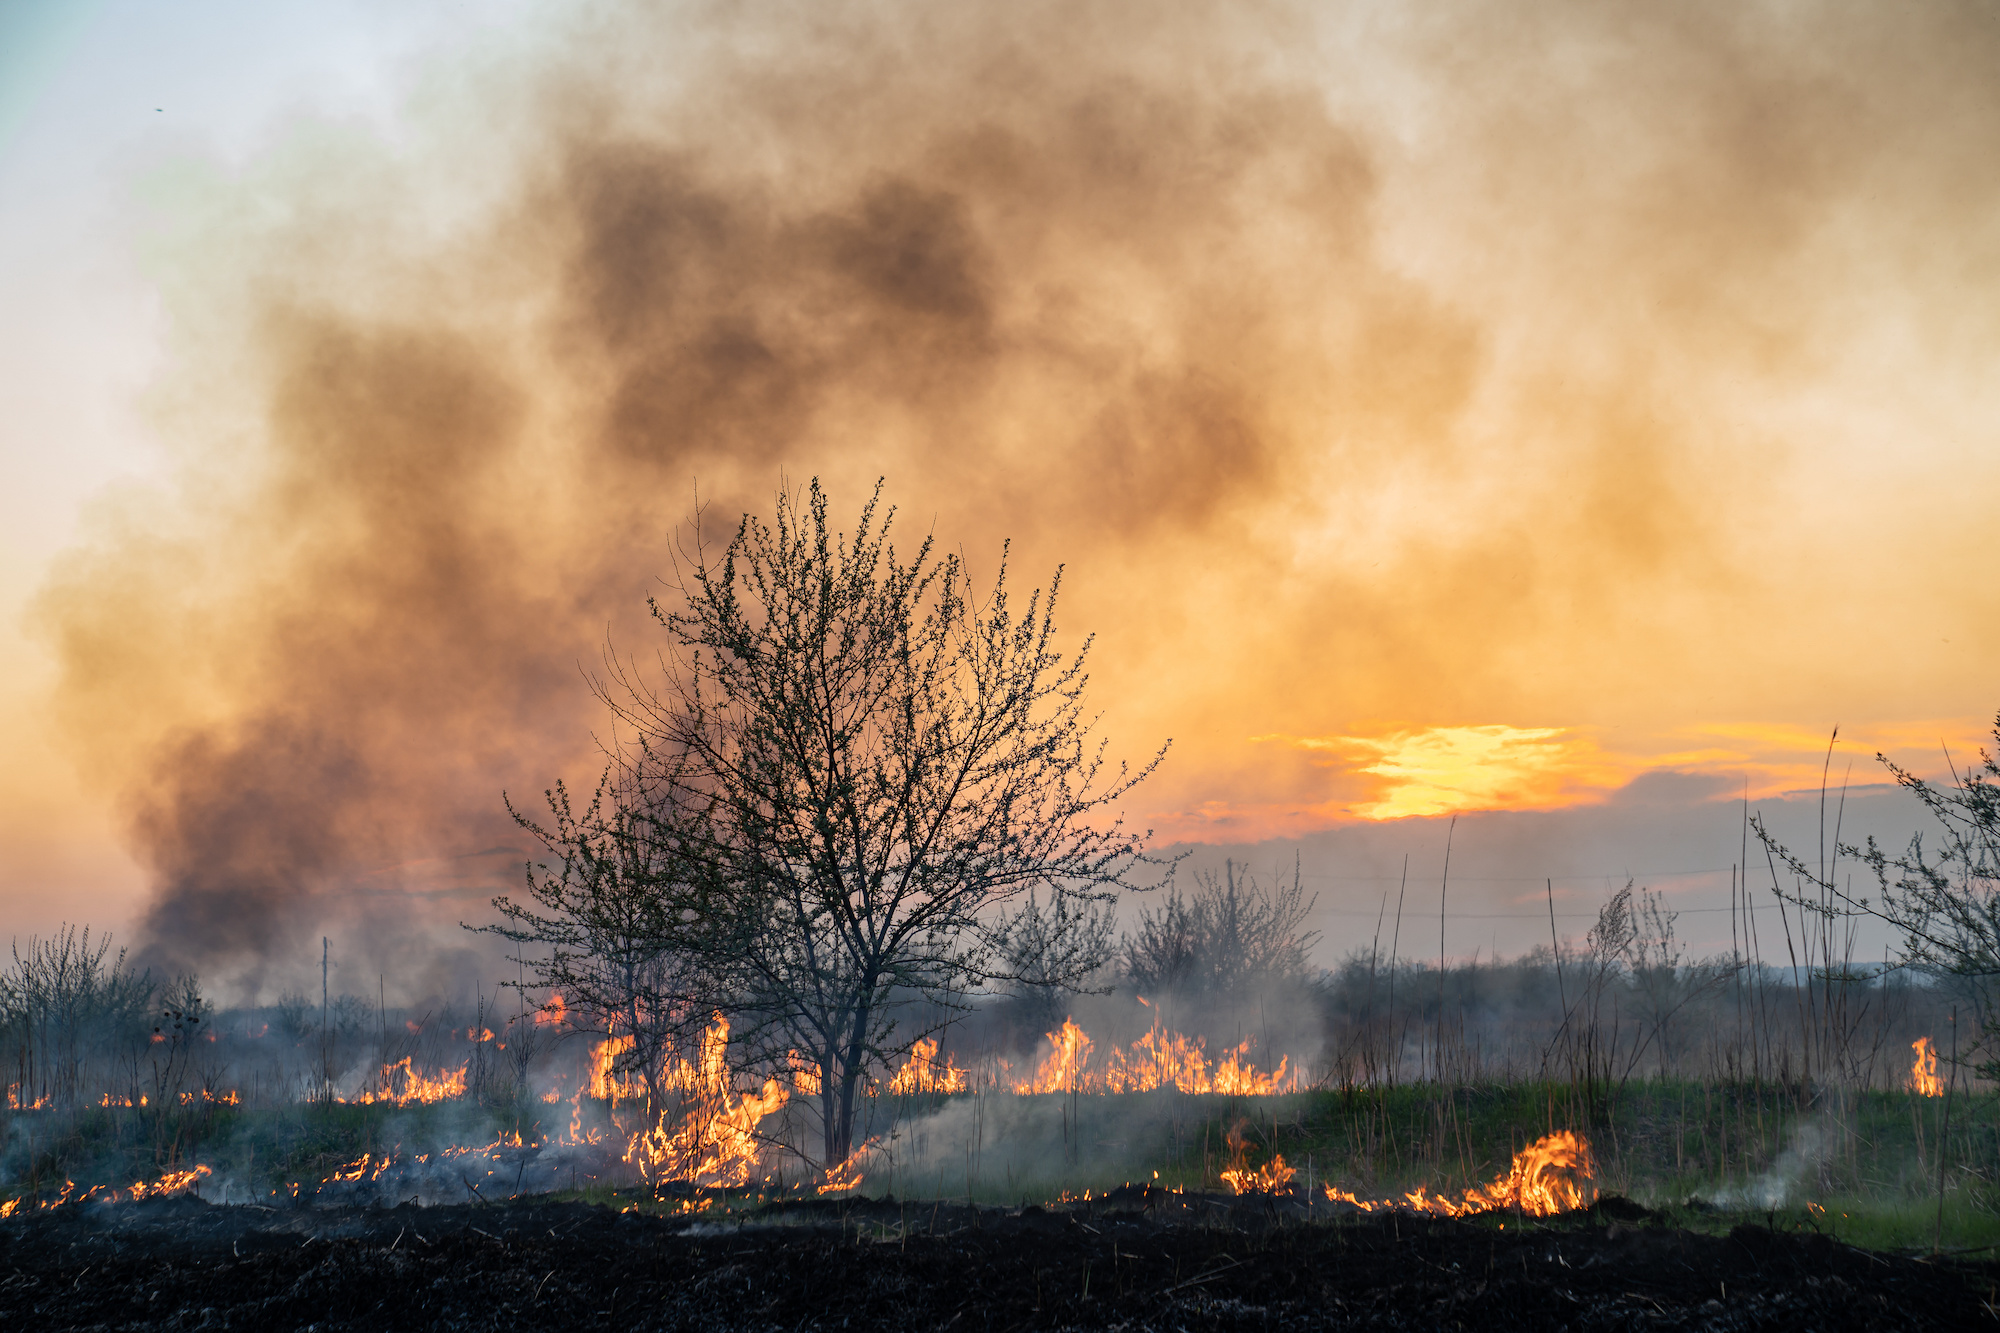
(24, 0, 2000, 989)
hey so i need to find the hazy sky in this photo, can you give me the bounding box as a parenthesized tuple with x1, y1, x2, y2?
(2, 0, 1994, 993)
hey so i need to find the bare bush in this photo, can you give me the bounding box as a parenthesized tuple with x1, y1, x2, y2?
(0, 925, 154, 1111)
(1122, 858, 1317, 1000)
(1759, 710, 2000, 1081)
(994, 888, 1118, 1036)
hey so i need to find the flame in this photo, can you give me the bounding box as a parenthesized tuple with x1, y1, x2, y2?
(3, 1165, 213, 1215)
(1218, 1118, 1299, 1194)
(620, 1015, 789, 1188)
(1211, 1040, 1291, 1096)
(588, 1034, 644, 1101)
(1323, 1132, 1596, 1217)
(127, 1169, 209, 1199)
(817, 1141, 878, 1195)
(1221, 1153, 1297, 1194)
(787, 1050, 823, 1097)
(536, 994, 568, 1026)
(1014, 1017, 1296, 1096)
(354, 1056, 469, 1105)
(1012, 1018, 1096, 1093)
(328, 1152, 394, 1183)
(1909, 1037, 1945, 1097)
(886, 1038, 968, 1095)
(1103, 1025, 1212, 1094)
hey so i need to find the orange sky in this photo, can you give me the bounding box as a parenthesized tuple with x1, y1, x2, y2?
(4, 0, 1999, 974)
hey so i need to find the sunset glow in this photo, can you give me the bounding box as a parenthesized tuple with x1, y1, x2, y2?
(1273, 726, 1624, 821)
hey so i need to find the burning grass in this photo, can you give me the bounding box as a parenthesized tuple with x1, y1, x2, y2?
(5, 990, 1996, 1261)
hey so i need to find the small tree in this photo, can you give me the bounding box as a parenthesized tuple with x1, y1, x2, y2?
(607, 479, 1170, 1168)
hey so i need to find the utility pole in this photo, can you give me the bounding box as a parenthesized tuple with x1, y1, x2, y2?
(321, 937, 330, 1099)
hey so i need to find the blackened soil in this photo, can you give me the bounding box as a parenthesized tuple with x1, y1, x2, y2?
(1, 1193, 1993, 1331)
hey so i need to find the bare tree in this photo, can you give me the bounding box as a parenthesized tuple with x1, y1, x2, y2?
(1120, 884, 1202, 996)
(606, 479, 1171, 1168)
(1122, 858, 1317, 999)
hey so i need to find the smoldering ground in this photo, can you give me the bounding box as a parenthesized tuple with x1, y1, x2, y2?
(8, 1194, 1999, 1331)
(25, 0, 2000, 994)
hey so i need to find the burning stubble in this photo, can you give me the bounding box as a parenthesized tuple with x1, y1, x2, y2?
(28, 0, 2000, 983)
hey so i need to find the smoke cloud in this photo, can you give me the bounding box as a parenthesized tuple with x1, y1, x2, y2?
(30, 0, 2000, 988)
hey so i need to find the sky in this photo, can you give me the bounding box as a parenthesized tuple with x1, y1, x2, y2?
(1, 0, 1995, 999)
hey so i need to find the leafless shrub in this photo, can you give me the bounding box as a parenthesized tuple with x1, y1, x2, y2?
(1122, 858, 1317, 1000)
(0, 924, 154, 1111)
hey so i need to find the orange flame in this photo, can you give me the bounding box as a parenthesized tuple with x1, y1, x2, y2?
(537, 994, 568, 1026)
(354, 1056, 469, 1106)
(1013, 1018, 1095, 1094)
(2, 1165, 213, 1216)
(1324, 1132, 1596, 1217)
(1219, 1118, 1299, 1194)
(1014, 1017, 1296, 1096)
(817, 1141, 878, 1195)
(620, 1015, 789, 1188)
(787, 1050, 823, 1098)
(127, 1165, 213, 1199)
(886, 1038, 969, 1095)
(1221, 1153, 1297, 1194)
(1908, 1037, 1945, 1097)
(588, 1034, 644, 1101)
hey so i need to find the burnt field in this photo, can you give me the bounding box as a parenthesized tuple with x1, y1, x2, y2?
(2, 1192, 1994, 1332)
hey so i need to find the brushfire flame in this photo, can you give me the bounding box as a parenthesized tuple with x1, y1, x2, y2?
(1324, 1132, 1596, 1216)
(608, 1015, 790, 1188)
(1013, 1017, 1295, 1096)
(886, 1038, 969, 1096)
(355, 1056, 469, 1106)
(1908, 1036, 1945, 1097)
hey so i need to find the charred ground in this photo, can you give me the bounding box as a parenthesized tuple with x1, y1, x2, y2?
(3, 1191, 1993, 1331)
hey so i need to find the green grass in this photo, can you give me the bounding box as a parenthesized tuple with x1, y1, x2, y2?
(1, 1097, 556, 1204)
(1158, 1079, 2000, 1250)
(8, 1079, 1997, 1254)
